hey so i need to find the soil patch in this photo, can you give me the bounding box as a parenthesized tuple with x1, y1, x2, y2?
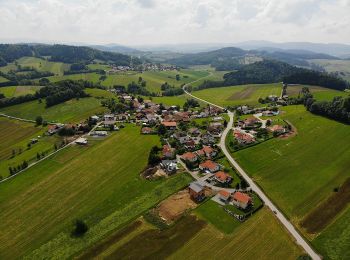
(228, 86, 255, 100)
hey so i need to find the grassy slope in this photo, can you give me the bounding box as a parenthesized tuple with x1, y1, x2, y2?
(233, 105, 350, 219)
(169, 207, 303, 260)
(193, 83, 281, 107)
(0, 125, 192, 259)
(0, 117, 61, 178)
(309, 59, 350, 82)
(0, 85, 42, 98)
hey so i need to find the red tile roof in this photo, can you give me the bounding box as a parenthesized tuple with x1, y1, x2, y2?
(269, 125, 285, 132)
(162, 121, 177, 127)
(219, 190, 231, 198)
(215, 171, 231, 182)
(181, 152, 197, 161)
(233, 192, 252, 204)
(199, 160, 218, 170)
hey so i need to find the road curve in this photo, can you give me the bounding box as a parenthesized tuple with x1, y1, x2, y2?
(183, 85, 321, 260)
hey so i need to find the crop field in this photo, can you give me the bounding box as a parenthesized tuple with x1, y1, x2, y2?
(286, 85, 349, 101)
(313, 205, 350, 260)
(192, 83, 281, 107)
(0, 117, 61, 178)
(0, 125, 192, 259)
(0, 76, 9, 83)
(169, 207, 303, 259)
(0, 85, 42, 98)
(0, 97, 107, 123)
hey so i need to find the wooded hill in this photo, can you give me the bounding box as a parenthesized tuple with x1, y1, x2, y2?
(0, 44, 138, 66)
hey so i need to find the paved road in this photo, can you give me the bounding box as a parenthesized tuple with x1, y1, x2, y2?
(183, 85, 321, 260)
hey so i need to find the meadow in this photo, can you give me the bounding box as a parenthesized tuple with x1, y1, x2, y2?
(0, 117, 61, 178)
(192, 83, 282, 107)
(0, 85, 42, 98)
(286, 85, 349, 101)
(309, 59, 350, 82)
(0, 125, 192, 259)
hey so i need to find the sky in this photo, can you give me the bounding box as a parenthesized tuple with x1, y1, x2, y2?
(0, 0, 349, 46)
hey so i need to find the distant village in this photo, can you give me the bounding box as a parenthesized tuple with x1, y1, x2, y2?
(107, 63, 179, 73)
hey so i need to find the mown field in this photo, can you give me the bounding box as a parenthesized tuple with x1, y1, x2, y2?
(0, 85, 42, 98)
(0, 125, 192, 259)
(231, 105, 350, 259)
(192, 83, 281, 107)
(286, 85, 349, 101)
(0, 88, 114, 123)
(0, 117, 61, 178)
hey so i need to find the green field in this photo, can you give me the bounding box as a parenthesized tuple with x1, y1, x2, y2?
(0, 96, 108, 123)
(169, 207, 303, 259)
(0, 76, 9, 83)
(0, 117, 61, 178)
(0, 125, 192, 259)
(193, 83, 282, 107)
(0, 85, 42, 98)
(286, 85, 349, 101)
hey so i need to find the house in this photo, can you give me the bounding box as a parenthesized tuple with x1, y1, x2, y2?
(104, 114, 115, 121)
(243, 117, 260, 128)
(141, 127, 154, 134)
(214, 171, 232, 184)
(232, 192, 252, 209)
(162, 145, 175, 159)
(233, 130, 256, 145)
(188, 127, 201, 136)
(90, 131, 108, 136)
(122, 95, 132, 101)
(213, 116, 223, 121)
(268, 125, 287, 135)
(201, 133, 216, 145)
(173, 132, 190, 144)
(75, 137, 88, 145)
(189, 182, 205, 202)
(184, 139, 196, 150)
(268, 95, 278, 102)
(161, 121, 177, 130)
(181, 152, 198, 163)
(160, 160, 177, 174)
(218, 190, 231, 203)
(174, 112, 190, 122)
(116, 113, 129, 121)
(103, 120, 116, 128)
(196, 145, 216, 159)
(199, 160, 220, 173)
(47, 124, 64, 135)
(90, 115, 100, 122)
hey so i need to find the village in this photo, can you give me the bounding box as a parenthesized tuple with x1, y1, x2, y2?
(41, 88, 295, 225)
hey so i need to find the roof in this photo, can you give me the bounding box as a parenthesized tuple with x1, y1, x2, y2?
(199, 160, 218, 170)
(189, 182, 204, 193)
(233, 192, 252, 204)
(162, 145, 174, 154)
(215, 171, 231, 182)
(181, 152, 197, 160)
(162, 121, 177, 127)
(219, 190, 231, 199)
(269, 125, 285, 131)
(233, 130, 255, 142)
(202, 145, 214, 154)
(141, 127, 152, 133)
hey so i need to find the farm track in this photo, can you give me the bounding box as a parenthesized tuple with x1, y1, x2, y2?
(183, 83, 321, 260)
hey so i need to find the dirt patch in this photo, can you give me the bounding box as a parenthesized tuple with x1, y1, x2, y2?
(228, 86, 255, 101)
(301, 178, 350, 234)
(279, 120, 298, 139)
(156, 189, 198, 224)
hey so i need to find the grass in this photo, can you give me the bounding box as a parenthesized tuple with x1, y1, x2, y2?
(0, 85, 42, 98)
(313, 205, 350, 260)
(309, 59, 350, 82)
(193, 83, 282, 107)
(0, 76, 9, 83)
(0, 117, 61, 178)
(168, 207, 303, 260)
(0, 97, 107, 123)
(195, 200, 240, 234)
(0, 125, 192, 259)
(232, 105, 350, 222)
(286, 85, 349, 101)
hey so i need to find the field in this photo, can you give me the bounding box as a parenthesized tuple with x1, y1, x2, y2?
(0, 125, 192, 259)
(192, 83, 282, 107)
(0, 85, 42, 98)
(233, 106, 350, 219)
(309, 59, 350, 82)
(286, 84, 349, 101)
(0, 76, 9, 83)
(0, 96, 107, 123)
(0, 117, 61, 178)
(169, 207, 303, 259)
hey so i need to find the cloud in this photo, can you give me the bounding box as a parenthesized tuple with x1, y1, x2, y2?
(0, 0, 348, 45)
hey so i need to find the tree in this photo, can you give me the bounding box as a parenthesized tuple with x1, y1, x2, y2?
(12, 149, 16, 158)
(176, 74, 180, 81)
(72, 219, 89, 237)
(22, 160, 28, 169)
(35, 116, 43, 125)
(157, 124, 167, 135)
(27, 143, 31, 149)
(148, 146, 161, 165)
(37, 152, 41, 160)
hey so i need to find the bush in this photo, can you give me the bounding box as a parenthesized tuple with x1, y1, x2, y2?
(72, 219, 88, 237)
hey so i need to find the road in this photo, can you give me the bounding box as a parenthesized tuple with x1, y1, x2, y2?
(183, 85, 321, 260)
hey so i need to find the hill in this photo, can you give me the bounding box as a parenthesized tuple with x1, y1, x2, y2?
(0, 44, 136, 66)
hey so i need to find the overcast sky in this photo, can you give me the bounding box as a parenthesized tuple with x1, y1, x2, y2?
(0, 0, 349, 46)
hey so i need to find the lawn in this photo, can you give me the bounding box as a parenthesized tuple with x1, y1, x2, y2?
(192, 83, 282, 107)
(0, 85, 42, 98)
(0, 97, 107, 123)
(232, 105, 350, 221)
(286, 84, 349, 101)
(0, 117, 61, 178)
(0, 125, 192, 259)
(169, 207, 303, 260)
